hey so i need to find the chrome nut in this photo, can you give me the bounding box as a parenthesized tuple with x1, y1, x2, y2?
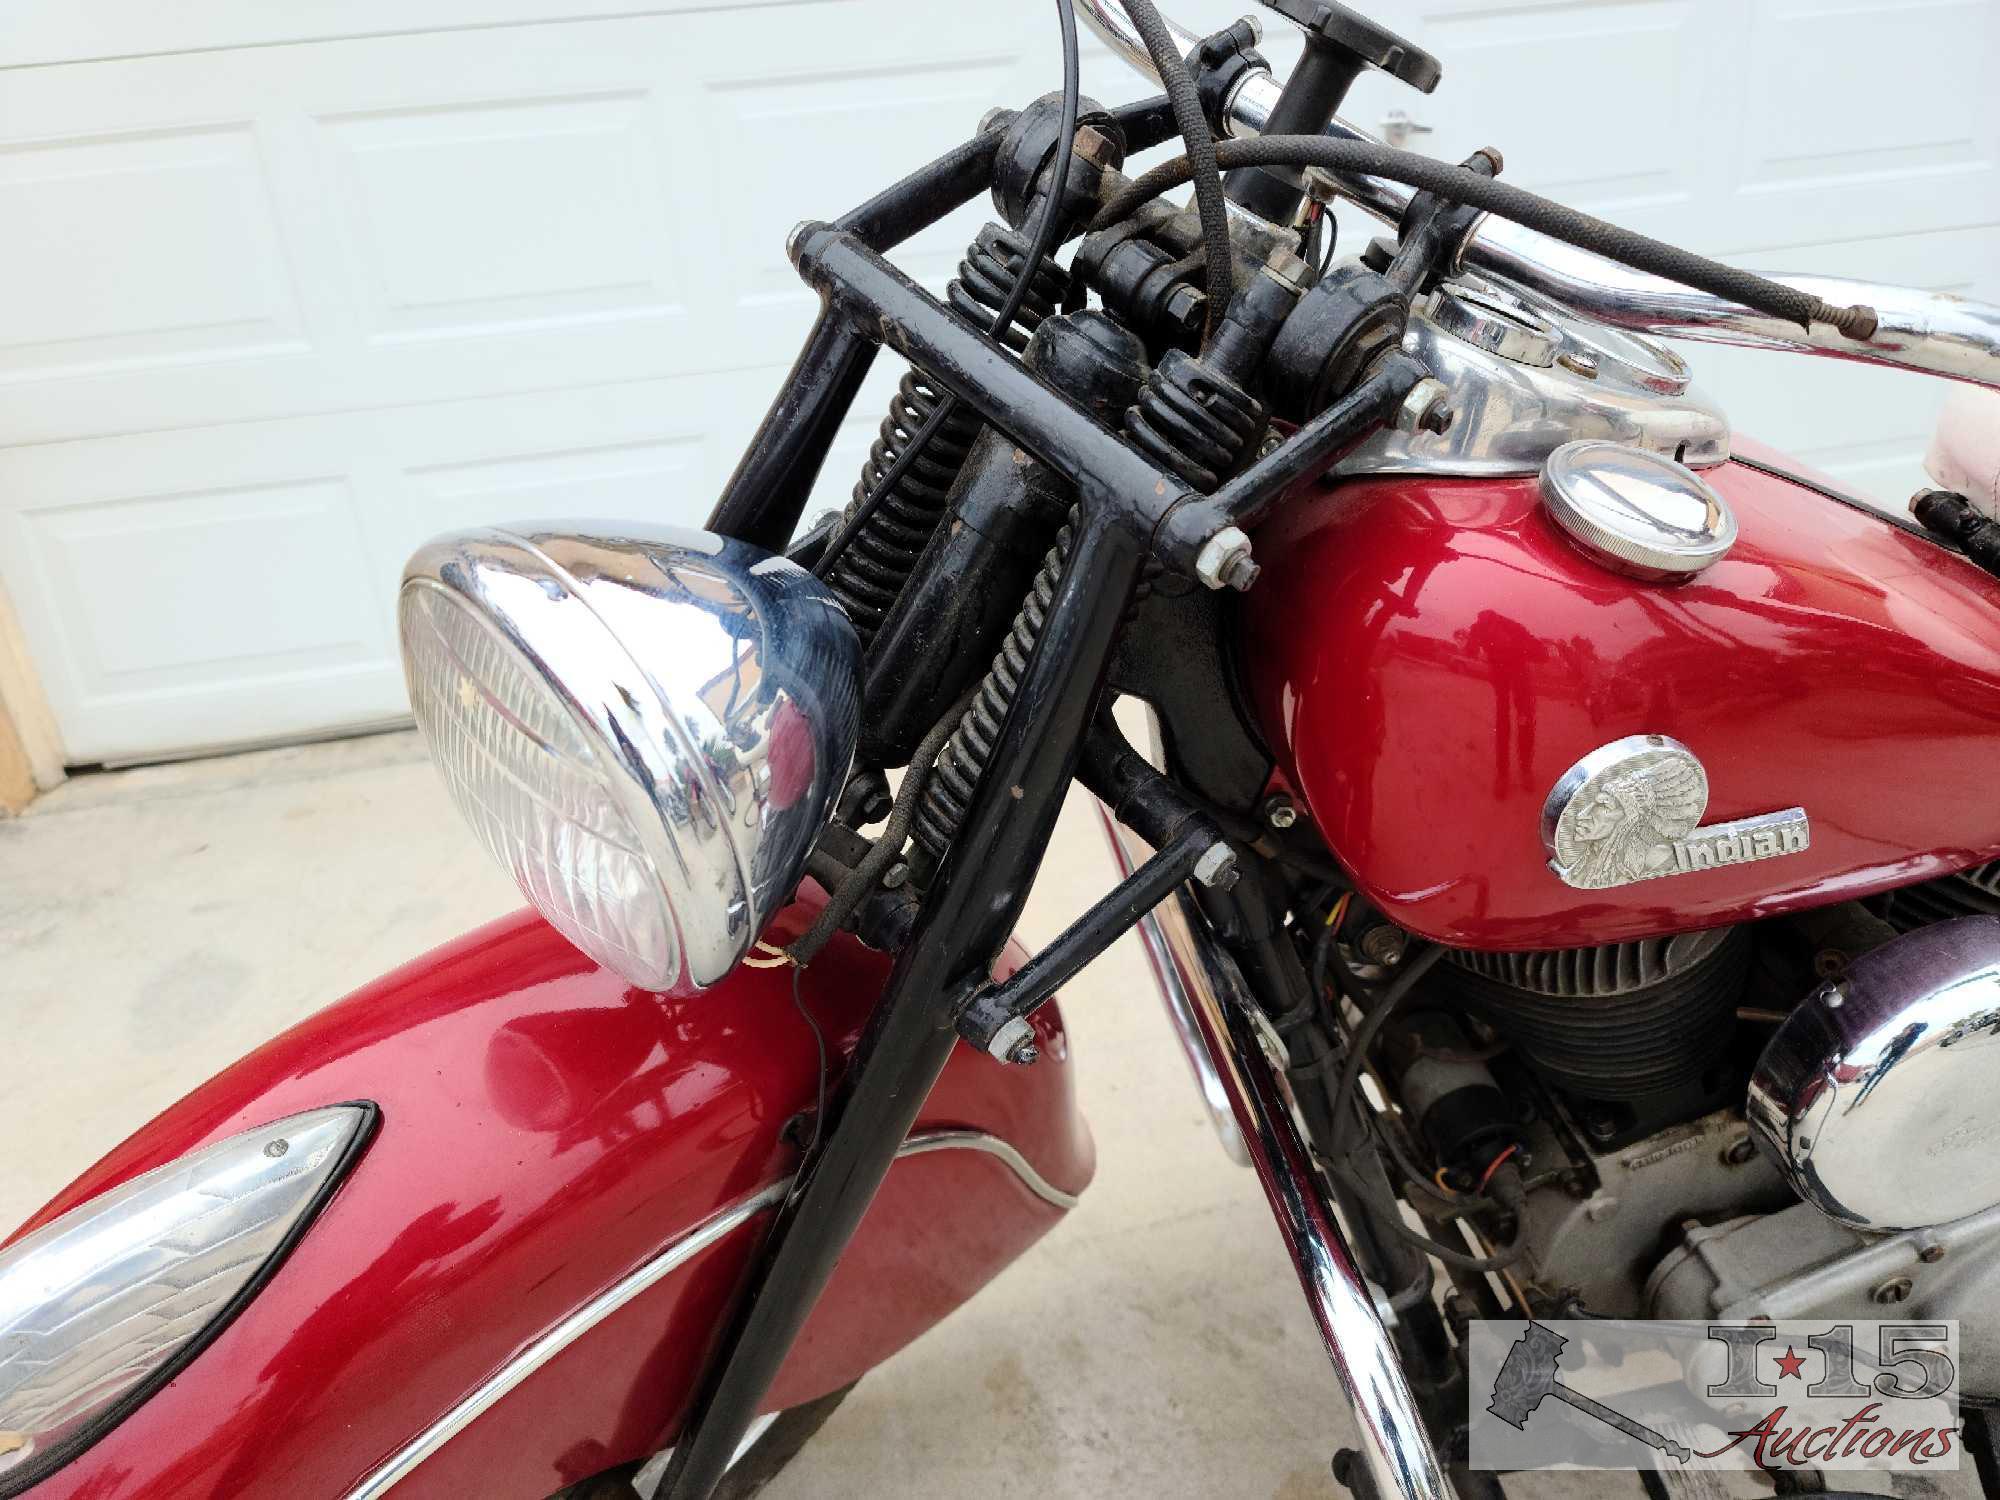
(989, 1016, 1040, 1066)
(1396, 378, 1454, 436)
(1194, 527, 1260, 592)
(1194, 843, 1240, 890)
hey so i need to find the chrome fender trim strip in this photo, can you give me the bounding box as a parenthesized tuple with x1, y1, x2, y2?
(343, 1129, 1076, 1499)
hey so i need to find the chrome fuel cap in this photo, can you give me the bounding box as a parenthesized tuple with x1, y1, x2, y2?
(1539, 439, 1737, 582)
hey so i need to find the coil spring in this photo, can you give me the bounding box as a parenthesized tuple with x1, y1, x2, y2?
(909, 350, 1270, 870)
(950, 223, 1070, 353)
(824, 225, 1070, 648)
(914, 509, 1078, 866)
(1123, 349, 1266, 493)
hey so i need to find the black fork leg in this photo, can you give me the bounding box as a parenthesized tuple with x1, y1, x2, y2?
(659, 503, 1146, 1500)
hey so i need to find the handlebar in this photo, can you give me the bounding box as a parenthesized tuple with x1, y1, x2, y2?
(1073, 0, 2000, 390)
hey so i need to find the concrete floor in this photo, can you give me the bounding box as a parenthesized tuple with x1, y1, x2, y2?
(0, 735, 1964, 1498)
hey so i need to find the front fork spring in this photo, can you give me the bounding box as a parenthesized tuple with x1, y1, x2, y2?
(823, 225, 1069, 650)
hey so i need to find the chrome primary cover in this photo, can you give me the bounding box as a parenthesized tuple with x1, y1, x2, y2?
(1335, 274, 1730, 479)
(1748, 915, 2000, 1231)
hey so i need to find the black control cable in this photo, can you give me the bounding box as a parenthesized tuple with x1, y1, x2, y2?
(1117, 0, 1234, 345)
(1095, 135, 1879, 339)
(815, 0, 1083, 584)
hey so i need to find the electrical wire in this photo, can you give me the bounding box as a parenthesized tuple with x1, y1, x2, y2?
(815, 0, 1083, 584)
(1115, 0, 1234, 345)
(789, 963, 828, 1162)
(1093, 135, 1879, 338)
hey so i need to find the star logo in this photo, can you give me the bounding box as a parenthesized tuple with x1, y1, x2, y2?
(1774, 1345, 1807, 1381)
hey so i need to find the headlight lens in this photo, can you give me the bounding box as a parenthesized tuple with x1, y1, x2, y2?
(401, 583, 682, 990)
(398, 525, 860, 994)
(0, 1106, 373, 1492)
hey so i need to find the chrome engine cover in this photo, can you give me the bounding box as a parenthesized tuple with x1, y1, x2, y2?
(1748, 915, 2000, 1231)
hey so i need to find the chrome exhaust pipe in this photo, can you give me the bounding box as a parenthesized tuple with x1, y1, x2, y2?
(1072, 0, 2000, 391)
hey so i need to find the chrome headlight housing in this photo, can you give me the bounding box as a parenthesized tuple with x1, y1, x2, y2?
(0, 1106, 373, 1493)
(398, 524, 861, 993)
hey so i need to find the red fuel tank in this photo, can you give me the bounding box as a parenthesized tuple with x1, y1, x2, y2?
(1239, 453, 2000, 950)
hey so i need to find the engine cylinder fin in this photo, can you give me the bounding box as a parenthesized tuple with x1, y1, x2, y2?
(1887, 860, 2000, 931)
(1440, 927, 1749, 1104)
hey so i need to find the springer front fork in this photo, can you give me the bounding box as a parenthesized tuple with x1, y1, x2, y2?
(673, 128, 1448, 1500)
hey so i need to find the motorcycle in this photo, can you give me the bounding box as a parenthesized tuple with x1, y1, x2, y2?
(5, 1, 2000, 1495)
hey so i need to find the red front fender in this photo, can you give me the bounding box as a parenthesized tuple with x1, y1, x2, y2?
(11, 894, 1091, 1500)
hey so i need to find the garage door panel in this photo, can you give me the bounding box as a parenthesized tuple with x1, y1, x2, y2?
(704, 54, 1025, 347)
(1, 0, 838, 71)
(0, 9, 1055, 451)
(1413, 1, 1711, 218)
(318, 90, 687, 343)
(0, 369, 766, 761)
(0, 121, 307, 383)
(1722, 0, 2000, 252)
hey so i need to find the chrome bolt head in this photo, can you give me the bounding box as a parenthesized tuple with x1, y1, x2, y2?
(1195, 527, 1258, 592)
(1194, 843, 1240, 890)
(1264, 795, 1299, 830)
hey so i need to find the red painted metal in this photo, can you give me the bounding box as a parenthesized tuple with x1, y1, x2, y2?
(14, 895, 1090, 1500)
(1241, 457, 2000, 950)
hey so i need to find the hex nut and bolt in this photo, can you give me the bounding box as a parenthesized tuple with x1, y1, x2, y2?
(989, 1016, 1040, 1066)
(1264, 795, 1299, 830)
(1397, 378, 1455, 436)
(1194, 843, 1240, 890)
(1072, 125, 1119, 170)
(1871, 1276, 1915, 1306)
(786, 219, 815, 261)
(264, 1138, 290, 1159)
(1722, 1137, 1757, 1167)
(979, 106, 1012, 136)
(1164, 286, 1206, 338)
(1357, 925, 1408, 967)
(1195, 527, 1260, 592)
(1919, 1243, 1947, 1265)
(880, 862, 911, 890)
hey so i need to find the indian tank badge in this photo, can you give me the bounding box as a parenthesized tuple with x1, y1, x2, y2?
(1542, 734, 1809, 891)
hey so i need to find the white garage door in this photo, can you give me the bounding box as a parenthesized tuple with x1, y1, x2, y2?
(0, 2, 1994, 764)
